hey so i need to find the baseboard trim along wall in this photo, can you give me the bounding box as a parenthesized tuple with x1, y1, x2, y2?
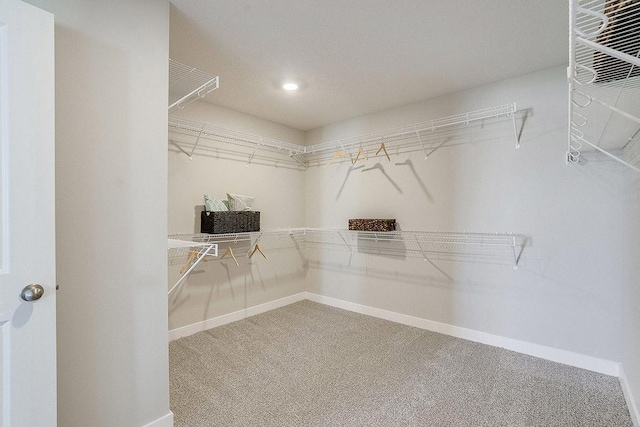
(141, 412, 174, 427)
(168, 293, 307, 341)
(620, 366, 640, 427)
(168, 291, 619, 377)
(304, 293, 620, 377)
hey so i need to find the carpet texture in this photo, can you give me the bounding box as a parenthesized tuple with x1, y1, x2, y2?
(169, 301, 632, 426)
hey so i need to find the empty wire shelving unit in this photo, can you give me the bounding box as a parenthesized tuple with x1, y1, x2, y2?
(305, 103, 520, 161)
(169, 59, 219, 111)
(168, 103, 518, 164)
(168, 115, 307, 164)
(568, 0, 640, 171)
(295, 229, 526, 269)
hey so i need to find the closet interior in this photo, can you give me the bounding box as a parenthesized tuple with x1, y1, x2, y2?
(166, 0, 640, 426)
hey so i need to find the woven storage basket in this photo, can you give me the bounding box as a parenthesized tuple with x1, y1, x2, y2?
(201, 211, 260, 234)
(348, 219, 396, 232)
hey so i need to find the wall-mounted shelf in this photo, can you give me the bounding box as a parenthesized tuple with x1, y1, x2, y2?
(169, 59, 219, 111)
(168, 103, 519, 163)
(168, 228, 526, 274)
(297, 229, 526, 269)
(168, 115, 306, 163)
(568, 0, 640, 172)
(305, 103, 519, 158)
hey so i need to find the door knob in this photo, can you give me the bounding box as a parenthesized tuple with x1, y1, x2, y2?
(20, 284, 44, 302)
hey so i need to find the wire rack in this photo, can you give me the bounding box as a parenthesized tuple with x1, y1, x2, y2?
(169, 230, 303, 256)
(167, 229, 526, 291)
(568, 0, 640, 171)
(168, 103, 518, 163)
(168, 115, 306, 161)
(169, 59, 219, 111)
(304, 103, 519, 156)
(298, 229, 525, 268)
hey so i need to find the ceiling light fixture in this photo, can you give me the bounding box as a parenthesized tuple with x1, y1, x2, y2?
(283, 82, 299, 91)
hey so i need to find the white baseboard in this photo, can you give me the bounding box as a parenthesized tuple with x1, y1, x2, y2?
(169, 292, 307, 341)
(620, 365, 640, 426)
(168, 290, 619, 377)
(304, 292, 620, 377)
(141, 411, 173, 427)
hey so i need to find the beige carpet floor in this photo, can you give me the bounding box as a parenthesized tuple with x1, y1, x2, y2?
(169, 300, 632, 426)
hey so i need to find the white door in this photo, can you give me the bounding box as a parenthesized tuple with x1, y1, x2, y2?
(0, 0, 56, 426)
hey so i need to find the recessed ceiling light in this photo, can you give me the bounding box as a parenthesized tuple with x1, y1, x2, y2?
(283, 82, 299, 91)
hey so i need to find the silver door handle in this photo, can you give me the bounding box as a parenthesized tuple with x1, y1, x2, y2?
(20, 284, 44, 302)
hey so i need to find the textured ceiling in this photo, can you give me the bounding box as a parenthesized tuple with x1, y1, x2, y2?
(170, 0, 568, 131)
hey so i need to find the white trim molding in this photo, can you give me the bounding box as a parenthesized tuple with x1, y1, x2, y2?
(168, 291, 620, 377)
(141, 411, 173, 427)
(304, 293, 620, 377)
(169, 293, 307, 341)
(620, 365, 640, 426)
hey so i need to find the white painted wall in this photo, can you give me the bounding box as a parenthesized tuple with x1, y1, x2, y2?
(304, 66, 629, 362)
(168, 101, 305, 233)
(168, 101, 306, 331)
(622, 173, 640, 422)
(24, 1, 171, 426)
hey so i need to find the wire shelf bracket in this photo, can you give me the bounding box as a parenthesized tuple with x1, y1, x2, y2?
(167, 239, 218, 295)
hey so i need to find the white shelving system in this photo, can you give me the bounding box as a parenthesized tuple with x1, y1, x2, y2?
(169, 115, 307, 164)
(298, 229, 525, 269)
(568, 0, 640, 171)
(169, 59, 219, 111)
(169, 229, 526, 275)
(168, 103, 519, 163)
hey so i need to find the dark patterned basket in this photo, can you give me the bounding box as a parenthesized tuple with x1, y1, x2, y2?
(201, 211, 260, 234)
(348, 219, 396, 232)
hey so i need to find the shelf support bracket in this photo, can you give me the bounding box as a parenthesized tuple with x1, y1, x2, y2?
(247, 139, 262, 167)
(511, 113, 520, 149)
(170, 141, 193, 158)
(414, 126, 429, 160)
(289, 231, 308, 266)
(188, 123, 206, 159)
(168, 244, 216, 295)
(337, 231, 354, 254)
(289, 152, 308, 168)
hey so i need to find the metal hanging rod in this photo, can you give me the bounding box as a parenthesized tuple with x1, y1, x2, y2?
(169, 59, 219, 111)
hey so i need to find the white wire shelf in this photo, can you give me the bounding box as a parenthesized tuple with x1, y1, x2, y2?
(169, 59, 219, 111)
(168, 102, 519, 163)
(169, 230, 305, 261)
(304, 103, 519, 156)
(168, 229, 526, 272)
(297, 229, 526, 269)
(568, 0, 640, 171)
(168, 115, 307, 162)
